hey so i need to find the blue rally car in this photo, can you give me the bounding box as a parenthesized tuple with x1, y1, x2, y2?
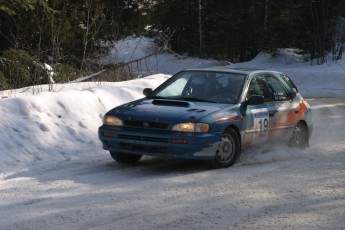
(98, 68, 313, 168)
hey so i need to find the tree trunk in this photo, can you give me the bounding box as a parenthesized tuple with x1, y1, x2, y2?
(198, 0, 203, 56)
(264, 0, 269, 36)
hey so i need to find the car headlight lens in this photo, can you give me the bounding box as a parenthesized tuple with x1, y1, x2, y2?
(103, 115, 123, 126)
(172, 122, 209, 133)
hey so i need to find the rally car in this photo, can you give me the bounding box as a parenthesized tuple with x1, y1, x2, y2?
(98, 67, 312, 168)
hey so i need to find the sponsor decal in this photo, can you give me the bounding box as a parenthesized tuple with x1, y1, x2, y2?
(273, 92, 287, 100)
(253, 110, 269, 119)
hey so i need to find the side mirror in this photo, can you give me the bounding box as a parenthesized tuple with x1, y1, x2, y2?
(245, 95, 264, 106)
(143, 88, 153, 97)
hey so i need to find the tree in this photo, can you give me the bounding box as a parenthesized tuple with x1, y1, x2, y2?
(0, 0, 53, 15)
(0, 0, 152, 89)
(151, 0, 344, 63)
(151, 0, 200, 55)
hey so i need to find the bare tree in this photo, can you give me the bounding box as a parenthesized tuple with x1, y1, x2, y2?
(332, 18, 345, 61)
(264, 0, 269, 36)
(80, 0, 107, 71)
(198, 0, 203, 56)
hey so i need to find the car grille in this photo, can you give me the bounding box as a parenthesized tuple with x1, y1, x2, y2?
(124, 120, 169, 129)
(118, 134, 169, 143)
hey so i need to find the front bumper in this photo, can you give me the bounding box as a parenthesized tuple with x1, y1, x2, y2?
(98, 125, 222, 160)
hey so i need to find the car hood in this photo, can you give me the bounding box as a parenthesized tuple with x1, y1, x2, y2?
(107, 98, 234, 123)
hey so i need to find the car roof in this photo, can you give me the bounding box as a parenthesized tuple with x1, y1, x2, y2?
(185, 66, 278, 75)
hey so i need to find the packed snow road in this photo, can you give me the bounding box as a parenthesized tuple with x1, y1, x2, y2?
(1, 98, 345, 230)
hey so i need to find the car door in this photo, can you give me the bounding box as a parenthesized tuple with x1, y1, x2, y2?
(263, 73, 295, 144)
(242, 74, 276, 148)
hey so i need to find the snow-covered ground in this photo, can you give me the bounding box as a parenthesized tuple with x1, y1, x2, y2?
(1, 38, 345, 229)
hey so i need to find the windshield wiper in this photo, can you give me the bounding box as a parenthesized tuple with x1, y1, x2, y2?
(148, 96, 168, 99)
(174, 97, 217, 103)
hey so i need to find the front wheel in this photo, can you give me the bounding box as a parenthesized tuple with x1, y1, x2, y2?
(211, 128, 240, 168)
(288, 122, 309, 149)
(110, 152, 142, 164)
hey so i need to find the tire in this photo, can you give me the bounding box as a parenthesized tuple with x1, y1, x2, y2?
(110, 152, 142, 164)
(288, 122, 309, 149)
(212, 128, 241, 168)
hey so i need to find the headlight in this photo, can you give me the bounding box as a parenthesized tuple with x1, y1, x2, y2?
(172, 122, 209, 133)
(103, 115, 123, 126)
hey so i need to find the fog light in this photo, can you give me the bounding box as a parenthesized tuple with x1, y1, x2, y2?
(171, 139, 188, 144)
(103, 132, 116, 138)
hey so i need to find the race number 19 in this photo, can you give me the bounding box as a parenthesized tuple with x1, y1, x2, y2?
(252, 108, 269, 135)
(259, 118, 269, 132)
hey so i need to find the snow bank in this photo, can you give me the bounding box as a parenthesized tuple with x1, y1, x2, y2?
(0, 74, 169, 171)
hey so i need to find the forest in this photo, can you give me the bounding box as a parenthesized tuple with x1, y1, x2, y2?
(0, 0, 345, 90)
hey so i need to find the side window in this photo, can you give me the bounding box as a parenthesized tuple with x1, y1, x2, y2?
(247, 75, 273, 102)
(278, 74, 299, 93)
(265, 75, 290, 101)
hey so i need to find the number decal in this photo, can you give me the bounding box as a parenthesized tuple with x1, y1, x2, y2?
(251, 108, 269, 143)
(259, 118, 269, 132)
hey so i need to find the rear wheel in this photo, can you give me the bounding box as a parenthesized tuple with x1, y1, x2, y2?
(110, 152, 142, 164)
(212, 128, 240, 168)
(289, 122, 309, 149)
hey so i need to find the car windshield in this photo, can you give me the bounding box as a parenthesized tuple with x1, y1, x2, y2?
(150, 71, 246, 104)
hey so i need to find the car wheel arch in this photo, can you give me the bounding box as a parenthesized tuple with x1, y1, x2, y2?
(225, 125, 241, 147)
(211, 125, 241, 168)
(289, 120, 310, 148)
